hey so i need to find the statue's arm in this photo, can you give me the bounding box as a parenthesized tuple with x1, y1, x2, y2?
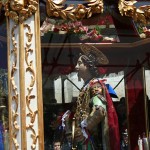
(87, 97, 106, 130)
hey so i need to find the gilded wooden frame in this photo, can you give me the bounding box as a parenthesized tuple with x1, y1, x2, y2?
(118, 0, 150, 25)
(46, 0, 103, 20)
(0, 0, 38, 23)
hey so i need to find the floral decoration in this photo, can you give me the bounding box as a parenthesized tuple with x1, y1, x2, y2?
(40, 17, 119, 42)
(137, 24, 150, 38)
(46, 0, 103, 21)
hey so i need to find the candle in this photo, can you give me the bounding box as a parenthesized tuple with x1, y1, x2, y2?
(142, 133, 149, 150)
(138, 135, 143, 150)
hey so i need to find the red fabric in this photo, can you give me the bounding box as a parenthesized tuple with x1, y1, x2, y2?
(98, 67, 107, 74)
(99, 80, 120, 150)
(126, 74, 146, 150)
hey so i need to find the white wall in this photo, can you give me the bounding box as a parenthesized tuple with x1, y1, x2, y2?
(54, 70, 150, 103)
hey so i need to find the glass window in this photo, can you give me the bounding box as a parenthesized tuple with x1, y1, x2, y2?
(0, 12, 9, 150)
(40, 1, 150, 150)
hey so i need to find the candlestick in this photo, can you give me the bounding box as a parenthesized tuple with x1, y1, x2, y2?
(138, 135, 143, 150)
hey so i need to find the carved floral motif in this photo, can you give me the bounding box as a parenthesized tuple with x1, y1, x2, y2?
(46, 0, 103, 20)
(11, 24, 20, 150)
(24, 24, 38, 150)
(1, 0, 150, 25)
(118, 0, 150, 25)
(0, 0, 38, 23)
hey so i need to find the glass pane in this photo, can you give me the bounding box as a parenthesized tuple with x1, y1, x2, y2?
(41, 43, 129, 149)
(0, 12, 9, 150)
(40, 1, 150, 150)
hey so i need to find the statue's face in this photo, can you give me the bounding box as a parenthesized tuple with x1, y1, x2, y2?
(75, 56, 88, 79)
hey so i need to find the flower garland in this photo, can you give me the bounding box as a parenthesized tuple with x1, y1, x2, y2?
(40, 17, 118, 42)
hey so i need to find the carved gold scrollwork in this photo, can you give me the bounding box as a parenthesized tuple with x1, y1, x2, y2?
(118, 0, 150, 25)
(1, 0, 38, 23)
(46, 0, 103, 20)
(11, 24, 20, 150)
(24, 24, 38, 150)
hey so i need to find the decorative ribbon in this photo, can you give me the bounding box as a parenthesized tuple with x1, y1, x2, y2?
(61, 110, 71, 129)
(81, 119, 88, 139)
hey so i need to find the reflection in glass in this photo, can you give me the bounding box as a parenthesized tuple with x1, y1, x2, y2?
(0, 15, 8, 149)
(42, 44, 129, 150)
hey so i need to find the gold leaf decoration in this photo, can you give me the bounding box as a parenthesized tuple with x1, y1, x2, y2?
(65, 4, 75, 11)
(118, 0, 150, 25)
(60, 11, 67, 20)
(24, 23, 38, 150)
(11, 24, 20, 150)
(1, 0, 38, 23)
(46, 0, 103, 21)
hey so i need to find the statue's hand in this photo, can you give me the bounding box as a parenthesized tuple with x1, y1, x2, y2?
(74, 127, 85, 143)
(87, 106, 106, 130)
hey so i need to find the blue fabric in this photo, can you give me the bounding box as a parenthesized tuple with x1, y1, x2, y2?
(0, 122, 4, 150)
(106, 84, 118, 98)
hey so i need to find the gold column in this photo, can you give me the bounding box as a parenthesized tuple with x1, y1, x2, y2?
(5, 1, 44, 149)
